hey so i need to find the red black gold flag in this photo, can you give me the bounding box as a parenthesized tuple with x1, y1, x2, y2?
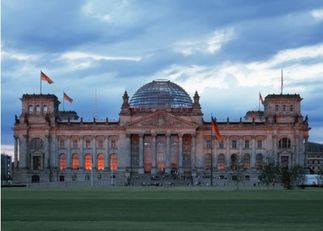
(211, 116, 222, 142)
(63, 92, 73, 103)
(40, 71, 54, 84)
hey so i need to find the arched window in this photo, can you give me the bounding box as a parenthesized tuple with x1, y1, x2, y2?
(84, 154, 92, 171)
(256, 153, 263, 170)
(97, 154, 104, 171)
(231, 154, 238, 171)
(28, 105, 34, 113)
(30, 138, 43, 150)
(217, 154, 225, 171)
(243, 153, 250, 169)
(110, 154, 118, 171)
(72, 154, 80, 170)
(43, 105, 48, 112)
(35, 105, 41, 113)
(59, 154, 67, 171)
(279, 138, 291, 149)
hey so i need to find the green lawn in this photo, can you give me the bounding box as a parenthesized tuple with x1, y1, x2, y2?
(2, 187, 323, 231)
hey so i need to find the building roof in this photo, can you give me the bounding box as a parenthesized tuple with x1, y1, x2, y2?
(129, 80, 193, 108)
(265, 94, 302, 101)
(307, 142, 323, 153)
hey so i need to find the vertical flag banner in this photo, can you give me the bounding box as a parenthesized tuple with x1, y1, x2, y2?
(211, 116, 222, 142)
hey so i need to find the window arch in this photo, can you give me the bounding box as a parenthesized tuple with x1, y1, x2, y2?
(84, 154, 92, 171)
(231, 154, 238, 171)
(35, 105, 41, 113)
(30, 138, 43, 150)
(279, 138, 291, 149)
(256, 153, 263, 170)
(217, 154, 225, 171)
(72, 154, 80, 170)
(110, 154, 118, 171)
(243, 153, 250, 169)
(97, 154, 105, 171)
(28, 105, 34, 113)
(59, 154, 67, 171)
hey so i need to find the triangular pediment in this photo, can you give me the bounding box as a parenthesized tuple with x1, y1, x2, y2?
(126, 111, 198, 129)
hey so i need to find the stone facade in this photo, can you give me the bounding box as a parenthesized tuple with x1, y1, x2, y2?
(13, 80, 310, 185)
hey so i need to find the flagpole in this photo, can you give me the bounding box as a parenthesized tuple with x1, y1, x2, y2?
(281, 69, 283, 94)
(210, 115, 213, 186)
(40, 71, 42, 95)
(62, 92, 65, 111)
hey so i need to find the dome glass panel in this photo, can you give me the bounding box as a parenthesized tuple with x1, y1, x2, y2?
(130, 80, 193, 108)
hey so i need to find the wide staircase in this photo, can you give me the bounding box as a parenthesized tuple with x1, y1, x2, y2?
(130, 172, 193, 186)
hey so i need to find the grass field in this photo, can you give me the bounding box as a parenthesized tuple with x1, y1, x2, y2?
(2, 187, 323, 231)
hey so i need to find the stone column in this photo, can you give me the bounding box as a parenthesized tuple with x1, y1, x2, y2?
(138, 134, 144, 174)
(92, 137, 97, 170)
(191, 134, 196, 171)
(67, 136, 71, 169)
(80, 136, 84, 169)
(225, 137, 230, 169)
(44, 135, 50, 169)
(165, 133, 171, 174)
(151, 133, 157, 174)
(105, 136, 109, 170)
(178, 133, 183, 173)
(20, 135, 28, 168)
(14, 136, 18, 168)
(50, 135, 57, 169)
(251, 137, 256, 168)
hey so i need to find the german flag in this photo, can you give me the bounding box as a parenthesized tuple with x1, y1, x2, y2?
(63, 92, 73, 103)
(211, 116, 222, 142)
(259, 92, 264, 105)
(40, 71, 54, 84)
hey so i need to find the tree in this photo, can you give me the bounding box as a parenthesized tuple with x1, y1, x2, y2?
(281, 165, 304, 189)
(258, 157, 280, 189)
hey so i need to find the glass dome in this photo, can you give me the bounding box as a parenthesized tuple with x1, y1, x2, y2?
(130, 80, 193, 108)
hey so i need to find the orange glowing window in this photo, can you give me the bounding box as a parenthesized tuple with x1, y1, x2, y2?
(84, 154, 92, 171)
(110, 154, 118, 171)
(217, 154, 225, 171)
(59, 154, 67, 171)
(72, 154, 80, 170)
(97, 154, 104, 171)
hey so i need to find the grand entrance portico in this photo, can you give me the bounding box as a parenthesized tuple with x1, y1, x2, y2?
(126, 110, 198, 175)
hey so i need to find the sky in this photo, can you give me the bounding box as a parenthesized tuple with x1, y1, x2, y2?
(2, 0, 323, 157)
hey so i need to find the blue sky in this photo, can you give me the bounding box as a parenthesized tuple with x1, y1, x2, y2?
(2, 0, 323, 155)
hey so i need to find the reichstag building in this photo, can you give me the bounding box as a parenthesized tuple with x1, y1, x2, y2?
(13, 80, 310, 185)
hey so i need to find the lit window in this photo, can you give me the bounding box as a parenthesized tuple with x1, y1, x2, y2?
(59, 154, 67, 171)
(257, 140, 262, 149)
(35, 105, 41, 112)
(232, 140, 237, 149)
(72, 140, 78, 149)
(43, 105, 48, 112)
(245, 140, 249, 149)
(72, 154, 79, 170)
(110, 154, 118, 171)
(28, 105, 34, 113)
(217, 154, 225, 171)
(98, 140, 104, 149)
(84, 154, 92, 171)
(97, 154, 104, 171)
(85, 140, 91, 149)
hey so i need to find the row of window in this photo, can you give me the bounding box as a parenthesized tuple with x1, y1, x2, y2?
(59, 139, 117, 149)
(206, 138, 292, 149)
(28, 104, 48, 113)
(205, 153, 264, 171)
(59, 153, 118, 171)
(275, 104, 294, 112)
